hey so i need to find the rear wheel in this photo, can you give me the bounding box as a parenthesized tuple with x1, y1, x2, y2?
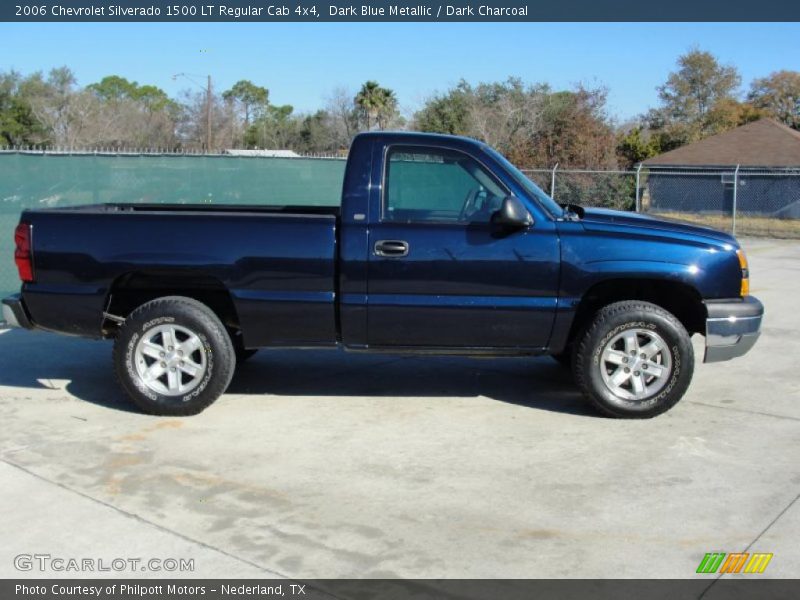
(113, 296, 236, 416)
(574, 300, 694, 418)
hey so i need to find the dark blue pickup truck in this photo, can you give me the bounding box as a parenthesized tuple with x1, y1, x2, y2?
(3, 132, 763, 417)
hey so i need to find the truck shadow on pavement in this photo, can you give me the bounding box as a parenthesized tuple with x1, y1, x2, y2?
(0, 328, 595, 417)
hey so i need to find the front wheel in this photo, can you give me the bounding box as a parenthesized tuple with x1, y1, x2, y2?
(574, 301, 694, 418)
(113, 296, 236, 416)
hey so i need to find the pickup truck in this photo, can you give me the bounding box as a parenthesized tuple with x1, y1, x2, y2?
(3, 132, 763, 418)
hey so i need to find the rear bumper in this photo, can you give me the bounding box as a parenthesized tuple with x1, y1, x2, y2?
(2, 294, 34, 329)
(703, 296, 763, 363)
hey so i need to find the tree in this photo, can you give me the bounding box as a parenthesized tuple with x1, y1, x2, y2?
(0, 70, 48, 146)
(354, 81, 380, 130)
(297, 110, 341, 153)
(531, 85, 616, 168)
(413, 78, 549, 163)
(20, 67, 109, 148)
(175, 86, 233, 151)
(12, 68, 174, 149)
(412, 78, 615, 169)
(375, 87, 399, 130)
(658, 49, 741, 124)
(222, 80, 268, 127)
(471, 78, 546, 162)
(324, 86, 359, 148)
(616, 126, 660, 168)
(246, 104, 298, 149)
(413, 82, 471, 135)
(651, 49, 741, 143)
(83, 75, 177, 147)
(87, 75, 138, 102)
(221, 80, 269, 148)
(354, 81, 399, 131)
(704, 98, 764, 134)
(748, 70, 800, 130)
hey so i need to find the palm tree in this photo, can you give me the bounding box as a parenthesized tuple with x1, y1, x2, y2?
(375, 88, 398, 130)
(355, 81, 382, 131)
(355, 81, 399, 131)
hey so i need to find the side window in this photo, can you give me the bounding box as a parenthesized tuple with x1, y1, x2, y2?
(384, 146, 507, 223)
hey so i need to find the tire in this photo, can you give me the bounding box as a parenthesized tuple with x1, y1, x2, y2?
(113, 296, 236, 416)
(574, 300, 694, 418)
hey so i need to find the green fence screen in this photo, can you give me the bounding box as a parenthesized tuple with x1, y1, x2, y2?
(0, 153, 346, 300)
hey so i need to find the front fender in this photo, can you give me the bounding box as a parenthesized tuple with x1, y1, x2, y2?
(547, 223, 743, 353)
(558, 224, 742, 301)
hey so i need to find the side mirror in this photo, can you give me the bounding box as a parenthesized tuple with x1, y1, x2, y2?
(492, 196, 533, 229)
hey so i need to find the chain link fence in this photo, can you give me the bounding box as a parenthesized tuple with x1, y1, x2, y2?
(523, 168, 637, 211)
(522, 165, 800, 239)
(2, 150, 798, 302)
(640, 166, 800, 238)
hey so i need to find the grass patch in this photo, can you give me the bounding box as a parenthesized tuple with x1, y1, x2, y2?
(651, 212, 800, 239)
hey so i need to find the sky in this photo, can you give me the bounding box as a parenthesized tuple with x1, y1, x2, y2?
(1, 22, 798, 122)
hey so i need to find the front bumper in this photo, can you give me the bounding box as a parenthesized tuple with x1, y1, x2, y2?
(703, 296, 763, 363)
(2, 294, 33, 329)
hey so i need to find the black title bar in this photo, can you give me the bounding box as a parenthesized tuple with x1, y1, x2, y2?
(3, 1, 800, 22)
(4, 579, 800, 600)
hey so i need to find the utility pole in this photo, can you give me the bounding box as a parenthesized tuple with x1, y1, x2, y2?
(550, 163, 558, 200)
(732, 164, 740, 236)
(635, 163, 643, 212)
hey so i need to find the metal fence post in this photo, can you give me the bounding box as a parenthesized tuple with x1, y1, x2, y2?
(635, 164, 643, 212)
(551, 163, 558, 199)
(732, 164, 740, 236)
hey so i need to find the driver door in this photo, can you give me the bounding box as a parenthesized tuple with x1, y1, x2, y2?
(366, 145, 560, 349)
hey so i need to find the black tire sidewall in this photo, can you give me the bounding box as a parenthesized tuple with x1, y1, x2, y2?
(113, 298, 235, 415)
(577, 303, 694, 418)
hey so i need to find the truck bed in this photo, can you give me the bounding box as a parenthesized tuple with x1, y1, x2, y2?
(20, 202, 339, 347)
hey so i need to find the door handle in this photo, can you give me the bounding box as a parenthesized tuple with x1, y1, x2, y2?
(374, 240, 409, 257)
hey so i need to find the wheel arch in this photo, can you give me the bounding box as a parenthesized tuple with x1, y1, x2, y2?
(103, 271, 241, 337)
(566, 277, 707, 348)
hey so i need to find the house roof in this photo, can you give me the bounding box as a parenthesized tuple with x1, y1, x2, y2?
(643, 119, 800, 167)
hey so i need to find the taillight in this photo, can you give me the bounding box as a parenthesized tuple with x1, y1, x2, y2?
(736, 249, 749, 297)
(14, 222, 34, 283)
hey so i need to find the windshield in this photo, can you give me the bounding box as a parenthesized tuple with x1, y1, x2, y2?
(484, 146, 564, 218)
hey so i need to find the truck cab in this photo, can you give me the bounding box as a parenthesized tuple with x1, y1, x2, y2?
(338, 133, 561, 350)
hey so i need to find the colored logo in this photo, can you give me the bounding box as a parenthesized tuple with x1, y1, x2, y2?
(696, 552, 773, 574)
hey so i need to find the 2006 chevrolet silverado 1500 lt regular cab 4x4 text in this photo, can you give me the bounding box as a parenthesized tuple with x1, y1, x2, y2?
(2, 132, 763, 417)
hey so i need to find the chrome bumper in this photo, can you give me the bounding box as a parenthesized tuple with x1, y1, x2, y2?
(704, 296, 763, 363)
(1, 294, 33, 329)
